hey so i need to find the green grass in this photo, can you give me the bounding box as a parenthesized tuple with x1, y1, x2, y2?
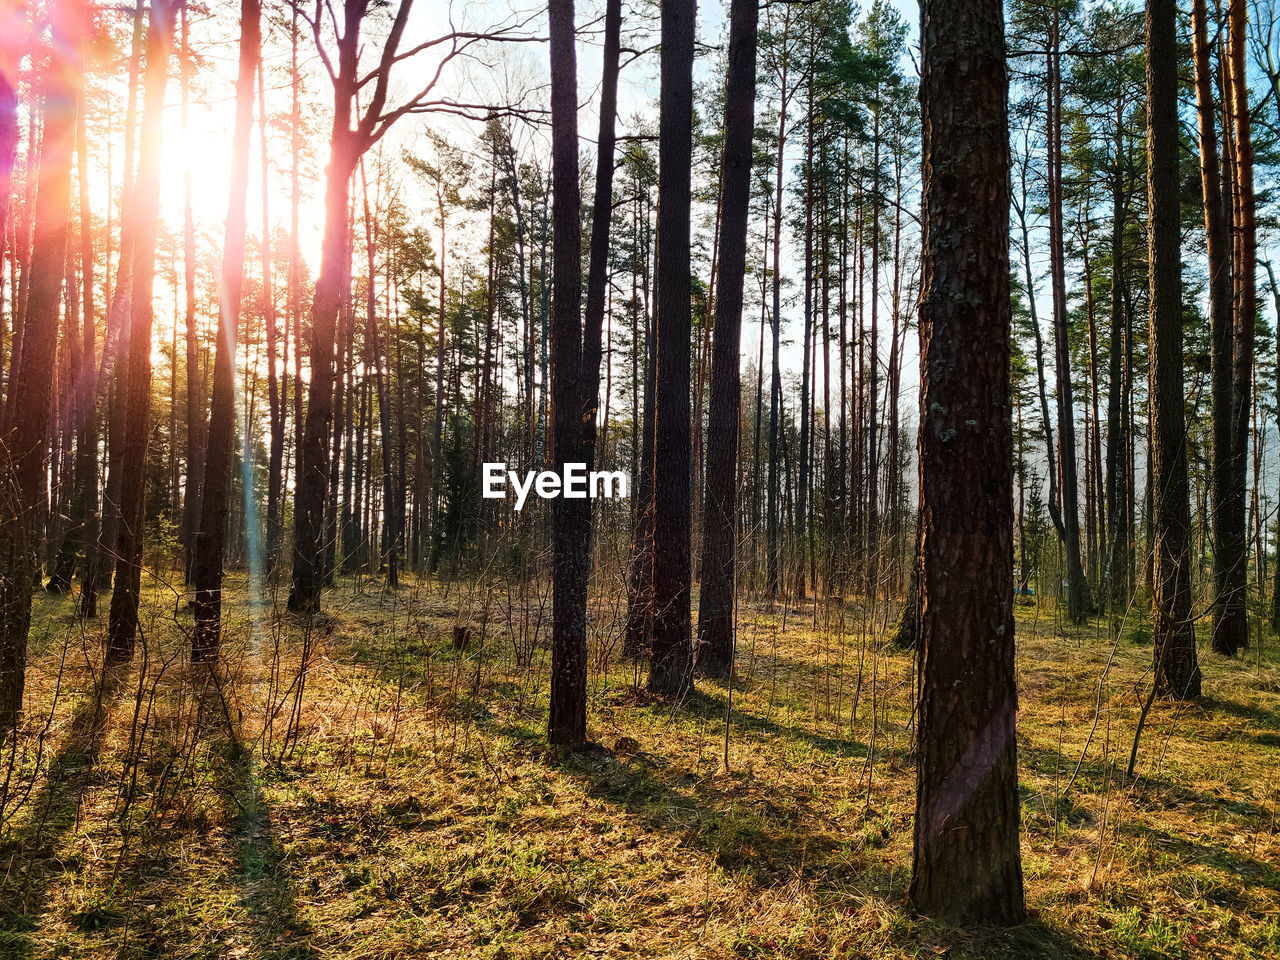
(0, 572, 1276, 958)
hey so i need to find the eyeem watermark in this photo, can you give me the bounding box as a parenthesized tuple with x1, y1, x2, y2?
(482, 463, 629, 511)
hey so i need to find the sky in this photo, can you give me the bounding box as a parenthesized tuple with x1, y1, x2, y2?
(89, 0, 926, 451)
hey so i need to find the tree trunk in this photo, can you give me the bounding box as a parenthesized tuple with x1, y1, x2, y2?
(1046, 3, 1092, 623)
(623, 279, 656, 658)
(697, 0, 757, 678)
(47, 81, 97, 596)
(546, 0, 588, 743)
(647, 0, 695, 699)
(909, 0, 1025, 924)
(1195, 0, 1233, 653)
(190, 0, 260, 662)
(88, 0, 146, 612)
(262, 53, 283, 586)
(1104, 91, 1131, 613)
(0, 41, 17, 353)
(288, 32, 360, 613)
(180, 0, 204, 586)
(0, 0, 84, 733)
(1215, 0, 1255, 656)
(106, 0, 173, 664)
(1146, 0, 1202, 699)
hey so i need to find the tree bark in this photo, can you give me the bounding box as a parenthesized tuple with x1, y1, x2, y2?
(288, 26, 360, 613)
(1146, 0, 1202, 699)
(1215, 0, 1255, 656)
(105, 0, 174, 664)
(647, 0, 695, 699)
(190, 0, 260, 662)
(547, 0, 587, 743)
(0, 0, 85, 732)
(909, 0, 1025, 924)
(697, 0, 757, 678)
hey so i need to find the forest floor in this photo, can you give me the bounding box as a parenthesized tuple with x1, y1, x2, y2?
(0, 572, 1278, 959)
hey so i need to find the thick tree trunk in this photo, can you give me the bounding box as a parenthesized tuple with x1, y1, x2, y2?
(697, 0, 757, 678)
(288, 42, 359, 613)
(546, 0, 621, 742)
(0, 0, 84, 733)
(546, 0, 587, 743)
(909, 0, 1025, 924)
(1146, 0, 1202, 699)
(647, 0, 695, 699)
(190, 0, 260, 662)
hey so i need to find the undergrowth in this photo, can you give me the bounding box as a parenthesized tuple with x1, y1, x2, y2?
(0, 572, 1276, 959)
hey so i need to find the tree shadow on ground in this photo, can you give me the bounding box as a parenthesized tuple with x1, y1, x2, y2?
(218, 740, 316, 959)
(1018, 743, 1258, 818)
(0, 675, 118, 955)
(83, 672, 317, 957)
(680, 686, 870, 759)
(332, 634, 1161, 959)
(548, 737, 1107, 959)
(548, 737, 854, 886)
(1197, 694, 1280, 730)
(1114, 819, 1280, 895)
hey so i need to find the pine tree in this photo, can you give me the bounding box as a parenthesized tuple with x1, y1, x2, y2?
(909, 0, 1026, 923)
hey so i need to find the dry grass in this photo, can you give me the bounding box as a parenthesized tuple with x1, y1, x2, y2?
(0, 572, 1277, 959)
